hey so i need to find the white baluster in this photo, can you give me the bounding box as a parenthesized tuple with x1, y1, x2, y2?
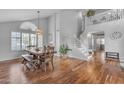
(122, 9, 124, 18)
(121, 9, 122, 19)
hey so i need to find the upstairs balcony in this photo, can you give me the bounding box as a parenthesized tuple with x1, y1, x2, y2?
(86, 9, 124, 26)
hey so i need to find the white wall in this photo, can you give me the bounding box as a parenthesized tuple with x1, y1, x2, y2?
(57, 10, 88, 60)
(48, 10, 87, 60)
(48, 15, 56, 45)
(0, 18, 48, 61)
(86, 19, 124, 61)
(48, 13, 60, 55)
(60, 11, 78, 45)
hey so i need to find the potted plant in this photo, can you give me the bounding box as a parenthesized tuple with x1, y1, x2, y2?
(79, 9, 96, 39)
(59, 44, 72, 58)
(86, 9, 95, 21)
(86, 9, 95, 17)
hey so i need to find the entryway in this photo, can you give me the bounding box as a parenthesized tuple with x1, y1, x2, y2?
(88, 32, 105, 52)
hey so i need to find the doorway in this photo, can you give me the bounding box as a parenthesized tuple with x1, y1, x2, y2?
(89, 32, 105, 51)
(96, 37, 105, 51)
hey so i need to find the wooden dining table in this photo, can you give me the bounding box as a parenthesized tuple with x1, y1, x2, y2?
(24, 47, 57, 71)
(24, 47, 57, 62)
(25, 48, 44, 56)
(24, 48, 45, 65)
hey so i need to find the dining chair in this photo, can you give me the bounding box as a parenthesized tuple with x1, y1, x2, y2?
(39, 46, 47, 62)
(40, 46, 54, 72)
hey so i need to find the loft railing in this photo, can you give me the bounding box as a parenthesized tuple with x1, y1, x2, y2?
(87, 9, 124, 25)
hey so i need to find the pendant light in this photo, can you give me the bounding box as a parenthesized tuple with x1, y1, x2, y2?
(35, 11, 42, 35)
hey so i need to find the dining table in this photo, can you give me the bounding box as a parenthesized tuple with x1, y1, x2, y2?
(25, 48, 44, 56)
(24, 47, 57, 63)
(24, 48, 45, 65)
(24, 47, 57, 71)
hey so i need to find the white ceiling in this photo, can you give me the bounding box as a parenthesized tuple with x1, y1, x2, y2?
(0, 9, 109, 23)
(0, 9, 63, 23)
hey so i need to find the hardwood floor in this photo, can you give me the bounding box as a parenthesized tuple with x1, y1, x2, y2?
(0, 51, 124, 84)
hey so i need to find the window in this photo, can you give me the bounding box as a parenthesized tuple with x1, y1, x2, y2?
(38, 34, 43, 47)
(30, 34, 36, 46)
(11, 32, 43, 51)
(11, 32, 21, 51)
(101, 38, 105, 45)
(22, 33, 29, 50)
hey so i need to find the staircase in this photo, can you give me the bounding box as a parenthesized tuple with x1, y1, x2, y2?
(68, 31, 90, 60)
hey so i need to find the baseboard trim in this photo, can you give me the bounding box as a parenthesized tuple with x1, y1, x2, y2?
(68, 55, 87, 61)
(0, 57, 21, 62)
(120, 57, 124, 62)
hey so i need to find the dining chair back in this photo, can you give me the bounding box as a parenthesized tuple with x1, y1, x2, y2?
(41, 46, 55, 72)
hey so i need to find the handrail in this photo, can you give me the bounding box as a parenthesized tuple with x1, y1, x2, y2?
(87, 9, 124, 25)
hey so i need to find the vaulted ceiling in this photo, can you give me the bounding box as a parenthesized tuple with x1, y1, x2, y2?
(0, 9, 109, 23)
(0, 9, 63, 23)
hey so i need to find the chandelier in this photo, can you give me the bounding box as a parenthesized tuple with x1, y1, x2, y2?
(35, 11, 42, 35)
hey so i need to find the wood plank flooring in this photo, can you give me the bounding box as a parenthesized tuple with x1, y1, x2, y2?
(0, 51, 124, 84)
